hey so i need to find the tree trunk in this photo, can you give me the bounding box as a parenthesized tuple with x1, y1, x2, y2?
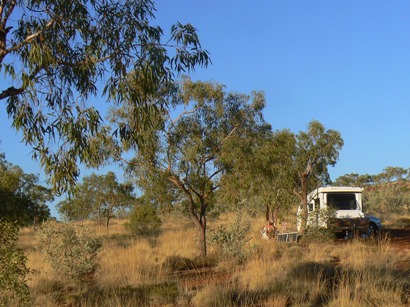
(300, 172, 308, 232)
(188, 202, 207, 257)
(198, 220, 207, 257)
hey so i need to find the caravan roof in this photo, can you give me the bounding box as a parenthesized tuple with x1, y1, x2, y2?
(307, 187, 363, 199)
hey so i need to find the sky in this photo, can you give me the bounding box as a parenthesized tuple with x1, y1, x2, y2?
(2, 1, 410, 217)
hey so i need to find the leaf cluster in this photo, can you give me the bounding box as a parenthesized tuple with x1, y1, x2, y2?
(126, 204, 162, 237)
(208, 210, 252, 263)
(57, 172, 135, 225)
(36, 221, 103, 282)
(0, 221, 31, 306)
(118, 78, 270, 221)
(0, 0, 210, 193)
(0, 152, 52, 226)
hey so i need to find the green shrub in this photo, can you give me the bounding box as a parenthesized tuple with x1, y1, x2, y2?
(126, 205, 162, 237)
(0, 221, 31, 306)
(302, 225, 336, 243)
(36, 221, 102, 282)
(208, 211, 251, 263)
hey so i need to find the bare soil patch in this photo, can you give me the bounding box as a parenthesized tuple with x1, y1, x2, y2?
(386, 228, 410, 249)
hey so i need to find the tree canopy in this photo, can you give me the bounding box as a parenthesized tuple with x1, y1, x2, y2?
(57, 172, 135, 227)
(293, 121, 344, 231)
(113, 78, 269, 255)
(0, 0, 210, 193)
(219, 128, 297, 217)
(0, 152, 52, 225)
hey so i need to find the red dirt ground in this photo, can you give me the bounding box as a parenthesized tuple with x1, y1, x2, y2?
(386, 228, 410, 250)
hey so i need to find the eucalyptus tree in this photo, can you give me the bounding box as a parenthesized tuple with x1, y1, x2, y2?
(0, 152, 52, 225)
(0, 0, 210, 193)
(113, 78, 268, 256)
(218, 128, 296, 218)
(293, 120, 344, 231)
(57, 172, 135, 228)
(218, 120, 343, 231)
(333, 173, 374, 187)
(378, 166, 408, 183)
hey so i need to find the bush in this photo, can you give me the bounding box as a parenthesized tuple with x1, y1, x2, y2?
(208, 210, 251, 263)
(0, 221, 31, 306)
(126, 205, 162, 237)
(36, 221, 103, 282)
(302, 226, 336, 243)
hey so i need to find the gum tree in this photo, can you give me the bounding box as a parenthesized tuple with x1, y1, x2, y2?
(0, 152, 52, 226)
(293, 120, 344, 231)
(57, 172, 135, 228)
(114, 78, 269, 256)
(218, 128, 297, 225)
(0, 0, 210, 193)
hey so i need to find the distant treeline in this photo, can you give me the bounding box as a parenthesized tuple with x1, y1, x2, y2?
(334, 166, 410, 214)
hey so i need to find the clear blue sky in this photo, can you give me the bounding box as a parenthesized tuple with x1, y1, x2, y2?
(1, 1, 410, 217)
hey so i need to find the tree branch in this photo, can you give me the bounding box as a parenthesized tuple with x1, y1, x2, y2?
(0, 86, 24, 100)
(0, 0, 17, 30)
(3, 19, 55, 58)
(221, 124, 241, 143)
(0, 65, 43, 100)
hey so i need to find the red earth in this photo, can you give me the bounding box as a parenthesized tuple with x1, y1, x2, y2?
(386, 228, 410, 250)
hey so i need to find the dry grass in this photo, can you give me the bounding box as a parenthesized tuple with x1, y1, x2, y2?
(17, 214, 410, 306)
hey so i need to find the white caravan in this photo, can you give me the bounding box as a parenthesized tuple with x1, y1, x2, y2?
(297, 186, 382, 235)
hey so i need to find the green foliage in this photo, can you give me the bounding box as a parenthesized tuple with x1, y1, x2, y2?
(0, 153, 52, 226)
(1, 0, 210, 193)
(57, 172, 135, 228)
(117, 77, 269, 256)
(36, 221, 103, 282)
(333, 173, 374, 187)
(302, 226, 336, 243)
(294, 121, 344, 232)
(334, 167, 410, 215)
(363, 182, 410, 214)
(208, 211, 252, 263)
(126, 204, 162, 237)
(301, 207, 337, 243)
(219, 128, 295, 213)
(295, 120, 344, 189)
(0, 221, 31, 306)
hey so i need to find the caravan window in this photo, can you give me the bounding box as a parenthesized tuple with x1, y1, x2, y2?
(327, 193, 357, 210)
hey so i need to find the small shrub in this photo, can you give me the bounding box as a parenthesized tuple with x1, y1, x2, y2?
(0, 221, 31, 306)
(208, 210, 251, 263)
(302, 226, 336, 243)
(36, 221, 103, 282)
(126, 205, 162, 237)
(301, 207, 337, 243)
